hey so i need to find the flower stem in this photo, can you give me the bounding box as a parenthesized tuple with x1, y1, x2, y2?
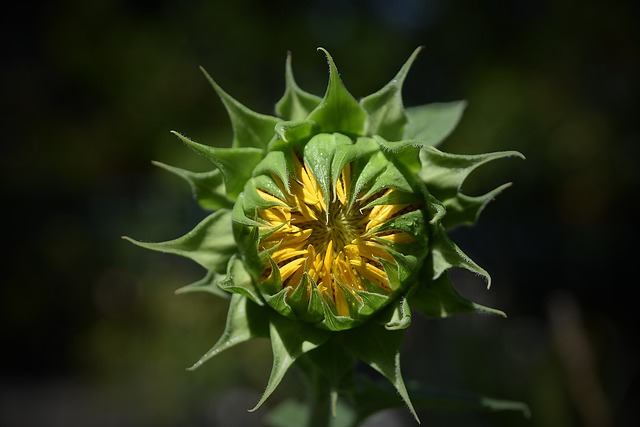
(305, 366, 332, 427)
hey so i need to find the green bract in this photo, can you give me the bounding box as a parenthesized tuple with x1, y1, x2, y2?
(125, 47, 526, 424)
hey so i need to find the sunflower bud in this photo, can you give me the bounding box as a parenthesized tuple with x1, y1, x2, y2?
(125, 47, 524, 422)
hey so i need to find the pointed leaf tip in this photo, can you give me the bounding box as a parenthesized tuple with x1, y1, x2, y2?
(276, 51, 322, 121)
(123, 210, 236, 274)
(308, 48, 367, 135)
(199, 67, 279, 149)
(361, 47, 423, 140)
(249, 315, 331, 412)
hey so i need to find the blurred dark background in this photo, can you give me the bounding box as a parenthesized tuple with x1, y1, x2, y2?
(2, 1, 638, 426)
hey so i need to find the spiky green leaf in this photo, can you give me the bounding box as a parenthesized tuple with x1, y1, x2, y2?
(152, 161, 233, 210)
(175, 270, 229, 298)
(276, 52, 323, 121)
(123, 209, 235, 274)
(172, 131, 264, 199)
(360, 46, 422, 140)
(430, 223, 490, 286)
(251, 313, 331, 411)
(343, 323, 418, 423)
(307, 48, 367, 135)
(419, 146, 524, 229)
(188, 293, 269, 370)
(200, 66, 280, 149)
(217, 255, 264, 305)
(409, 272, 505, 319)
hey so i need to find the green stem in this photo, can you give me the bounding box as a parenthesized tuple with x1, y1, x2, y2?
(305, 366, 332, 427)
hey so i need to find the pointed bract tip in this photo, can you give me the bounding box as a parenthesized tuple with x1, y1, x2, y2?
(316, 47, 333, 63)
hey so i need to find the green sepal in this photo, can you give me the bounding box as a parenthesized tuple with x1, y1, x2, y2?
(200, 66, 280, 149)
(260, 257, 285, 297)
(171, 131, 263, 199)
(232, 193, 263, 229)
(329, 137, 380, 205)
(360, 46, 422, 140)
(217, 255, 264, 306)
(402, 100, 467, 147)
(288, 274, 325, 323)
(430, 223, 491, 286)
(373, 136, 423, 174)
(250, 312, 331, 411)
(319, 300, 360, 332)
(274, 120, 317, 145)
(419, 146, 525, 229)
(264, 287, 295, 318)
(442, 182, 513, 230)
(231, 213, 263, 280)
(374, 136, 431, 155)
(304, 133, 353, 209)
(342, 323, 418, 423)
(336, 281, 368, 317)
(364, 209, 425, 239)
(251, 150, 292, 193)
(425, 192, 447, 225)
(378, 296, 412, 330)
(352, 289, 389, 319)
(244, 176, 288, 211)
(358, 188, 418, 210)
(252, 174, 289, 204)
(378, 248, 419, 292)
(188, 293, 269, 370)
(409, 272, 506, 319)
(175, 270, 229, 298)
(123, 209, 235, 274)
(276, 52, 323, 121)
(307, 48, 367, 136)
(349, 151, 388, 207)
(152, 161, 233, 210)
(358, 157, 413, 202)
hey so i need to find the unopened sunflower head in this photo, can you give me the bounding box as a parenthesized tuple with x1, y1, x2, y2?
(236, 131, 429, 329)
(125, 47, 524, 421)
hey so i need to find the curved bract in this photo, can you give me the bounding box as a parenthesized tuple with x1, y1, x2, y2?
(125, 47, 524, 423)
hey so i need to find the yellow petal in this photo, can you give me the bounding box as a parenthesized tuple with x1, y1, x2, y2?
(279, 257, 306, 283)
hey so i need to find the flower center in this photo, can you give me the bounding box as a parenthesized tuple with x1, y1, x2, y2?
(256, 153, 416, 316)
(306, 201, 364, 255)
